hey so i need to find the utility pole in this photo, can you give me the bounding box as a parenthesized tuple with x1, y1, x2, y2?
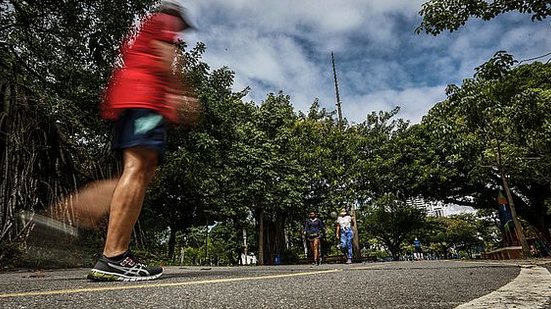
(331, 52, 343, 126)
(332, 52, 361, 261)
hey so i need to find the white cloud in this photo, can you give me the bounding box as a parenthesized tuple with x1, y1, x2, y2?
(180, 1, 549, 124)
(345, 86, 447, 124)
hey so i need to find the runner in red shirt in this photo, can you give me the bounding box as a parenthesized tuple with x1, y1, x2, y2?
(87, 1, 197, 282)
(101, 4, 187, 123)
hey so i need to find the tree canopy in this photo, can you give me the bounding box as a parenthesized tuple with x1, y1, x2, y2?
(2, 0, 550, 267)
(417, 0, 551, 35)
(418, 52, 551, 241)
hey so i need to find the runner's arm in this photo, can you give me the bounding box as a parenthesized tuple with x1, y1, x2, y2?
(151, 40, 181, 94)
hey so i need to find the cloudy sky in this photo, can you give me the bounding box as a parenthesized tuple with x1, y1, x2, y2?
(182, 0, 551, 124)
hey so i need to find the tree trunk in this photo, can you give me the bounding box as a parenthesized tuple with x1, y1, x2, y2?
(497, 144, 531, 258)
(257, 208, 264, 265)
(1, 83, 83, 246)
(168, 226, 176, 260)
(242, 226, 248, 265)
(271, 213, 286, 264)
(385, 239, 401, 261)
(350, 206, 361, 261)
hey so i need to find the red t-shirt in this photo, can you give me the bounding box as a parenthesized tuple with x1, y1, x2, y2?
(101, 13, 183, 123)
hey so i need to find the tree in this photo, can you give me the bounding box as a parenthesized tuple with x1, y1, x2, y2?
(142, 42, 253, 260)
(417, 0, 551, 35)
(425, 214, 494, 258)
(420, 52, 551, 254)
(290, 101, 339, 214)
(349, 108, 432, 200)
(365, 193, 426, 260)
(1, 0, 153, 252)
(234, 92, 304, 265)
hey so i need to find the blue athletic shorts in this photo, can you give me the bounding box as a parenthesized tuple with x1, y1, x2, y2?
(111, 109, 167, 159)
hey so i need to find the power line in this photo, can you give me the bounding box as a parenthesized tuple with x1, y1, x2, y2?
(517, 50, 551, 65)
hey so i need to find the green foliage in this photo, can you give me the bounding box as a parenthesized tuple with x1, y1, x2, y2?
(0, 0, 452, 267)
(424, 213, 497, 257)
(6, 0, 545, 268)
(1, 0, 154, 251)
(352, 108, 431, 200)
(421, 52, 551, 240)
(364, 194, 427, 260)
(417, 0, 551, 35)
(0, 241, 23, 268)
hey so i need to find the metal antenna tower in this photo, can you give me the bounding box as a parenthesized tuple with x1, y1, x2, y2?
(331, 52, 343, 125)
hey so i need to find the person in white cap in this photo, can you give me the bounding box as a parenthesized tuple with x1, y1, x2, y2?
(336, 208, 354, 264)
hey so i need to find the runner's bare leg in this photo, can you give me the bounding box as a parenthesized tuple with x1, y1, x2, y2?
(103, 147, 158, 257)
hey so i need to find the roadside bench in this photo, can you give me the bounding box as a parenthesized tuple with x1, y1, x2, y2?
(482, 246, 523, 260)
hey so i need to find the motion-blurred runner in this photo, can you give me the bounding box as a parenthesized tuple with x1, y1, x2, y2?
(82, 0, 196, 281)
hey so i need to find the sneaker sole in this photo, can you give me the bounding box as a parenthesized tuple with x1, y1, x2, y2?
(87, 269, 163, 282)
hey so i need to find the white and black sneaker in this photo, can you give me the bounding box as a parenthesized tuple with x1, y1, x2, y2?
(87, 251, 163, 282)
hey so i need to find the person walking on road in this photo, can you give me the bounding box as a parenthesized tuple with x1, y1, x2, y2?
(336, 208, 354, 264)
(303, 211, 324, 265)
(87, 1, 197, 282)
(413, 238, 424, 260)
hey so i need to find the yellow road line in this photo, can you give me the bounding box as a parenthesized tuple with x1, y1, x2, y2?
(348, 265, 384, 271)
(0, 269, 342, 298)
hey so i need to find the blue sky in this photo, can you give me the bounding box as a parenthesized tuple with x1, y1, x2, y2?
(182, 0, 551, 123)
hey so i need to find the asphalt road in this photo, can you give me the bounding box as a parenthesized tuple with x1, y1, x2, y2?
(0, 260, 531, 308)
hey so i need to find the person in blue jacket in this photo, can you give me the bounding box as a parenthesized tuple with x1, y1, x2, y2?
(303, 211, 325, 265)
